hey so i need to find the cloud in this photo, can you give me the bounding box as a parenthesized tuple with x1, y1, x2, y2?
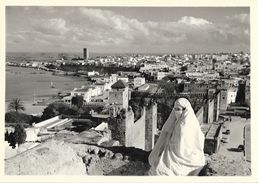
(178, 16, 212, 26)
(33, 18, 69, 36)
(75, 8, 196, 46)
(244, 29, 249, 35)
(6, 33, 25, 44)
(226, 13, 249, 24)
(6, 7, 250, 53)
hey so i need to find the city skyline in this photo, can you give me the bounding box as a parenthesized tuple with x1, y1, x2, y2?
(6, 7, 250, 54)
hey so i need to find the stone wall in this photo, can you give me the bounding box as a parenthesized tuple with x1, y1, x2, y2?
(203, 99, 215, 124)
(196, 106, 204, 125)
(204, 123, 223, 155)
(207, 99, 215, 123)
(124, 109, 146, 150)
(145, 103, 157, 152)
(220, 89, 228, 111)
(214, 91, 221, 121)
(109, 103, 157, 151)
(203, 99, 208, 124)
(204, 138, 216, 155)
(214, 124, 223, 153)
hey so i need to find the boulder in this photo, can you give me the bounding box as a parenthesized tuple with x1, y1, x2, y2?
(5, 140, 85, 175)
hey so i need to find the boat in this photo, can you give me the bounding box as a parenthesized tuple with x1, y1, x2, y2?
(51, 82, 55, 88)
(32, 90, 37, 105)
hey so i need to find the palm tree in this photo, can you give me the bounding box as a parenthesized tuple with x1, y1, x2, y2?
(8, 98, 25, 112)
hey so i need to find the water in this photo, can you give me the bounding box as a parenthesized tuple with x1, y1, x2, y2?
(5, 66, 87, 114)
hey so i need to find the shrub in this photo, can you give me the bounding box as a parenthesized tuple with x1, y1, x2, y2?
(5, 124, 27, 147)
(71, 95, 84, 108)
(5, 111, 32, 125)
(5, 131, 9, 141)
(41, 102, 70, 120)
(6, 131, 16, 148)
(14, 124, 27, 145)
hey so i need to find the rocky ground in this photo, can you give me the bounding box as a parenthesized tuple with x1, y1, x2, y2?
(206, 153, 251, 176)
(5, 140, 85, 175)
(5, 129, 251, 176)
(5, 137, 150, 175)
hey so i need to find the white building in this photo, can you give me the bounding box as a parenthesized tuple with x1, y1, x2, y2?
(88, 71, 99, 76)
(227, 87, 238, 104)
(110, 74, 118, 84)
(71, 86, 102, 103)
(157, 72, 169, 80)
(220, 88, 238, 110)
(93, 82, 112, 93)
(204, 72, 220, 79)
(117, 77, 129, 83)
(31, 62, 40, 68)
(168, 66, 181, 73)
(62, 96, 72, 104)
(139, 63, 168, 73)
(134, 77, 145, 87)
(185, 72, 203, 78)
(220, 78, 239, 89)
(212, 54, 229, 61)
(91, 76, 110, 83)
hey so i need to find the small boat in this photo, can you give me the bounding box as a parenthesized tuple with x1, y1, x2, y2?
(32, 90, 37, 105)
(51, 82, 55, 88)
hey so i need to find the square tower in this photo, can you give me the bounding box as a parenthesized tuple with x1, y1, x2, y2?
(109, 80, 129, 117)
(220, 89, 228, 111)
(83, 48, 89, 61)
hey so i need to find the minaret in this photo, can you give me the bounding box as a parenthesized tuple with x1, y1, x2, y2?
(83, 48, 89, 61)
(108, 80, 129, 117)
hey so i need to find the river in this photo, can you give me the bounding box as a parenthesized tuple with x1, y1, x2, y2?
(5, 66, 87, 114)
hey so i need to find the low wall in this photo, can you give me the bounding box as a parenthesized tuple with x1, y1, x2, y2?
(204, 138, 215, 155)
(46, 118, 70, 129)
(204, 123, 223, 155)
(214, 124, 223, 153)
(34, 116, 60, 128)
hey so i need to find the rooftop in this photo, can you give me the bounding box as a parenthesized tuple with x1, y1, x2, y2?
(73, 86, 93, 92)
(111, 80, 128, 89)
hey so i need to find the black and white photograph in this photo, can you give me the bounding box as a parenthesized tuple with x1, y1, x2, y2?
(2, 2, 255, 181)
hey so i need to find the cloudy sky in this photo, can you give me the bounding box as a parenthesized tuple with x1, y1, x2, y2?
(6, 7, 250, 54)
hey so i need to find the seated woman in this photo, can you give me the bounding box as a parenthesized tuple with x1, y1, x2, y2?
(148, 98, 205, 176)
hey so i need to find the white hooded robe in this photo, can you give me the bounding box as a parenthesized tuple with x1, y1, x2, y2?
(148, 98, 205, 176)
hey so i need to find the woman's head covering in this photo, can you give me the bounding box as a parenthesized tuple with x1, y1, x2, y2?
(148, 97, 205, 175)
(173, 98, 196, 122)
